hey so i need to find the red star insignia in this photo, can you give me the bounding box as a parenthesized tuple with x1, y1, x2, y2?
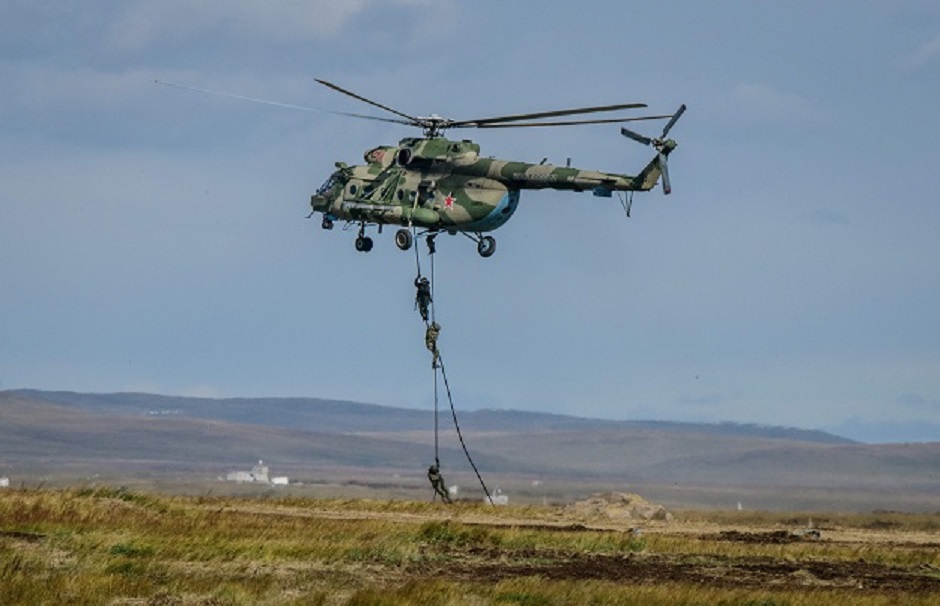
(443, 193, 456, 209)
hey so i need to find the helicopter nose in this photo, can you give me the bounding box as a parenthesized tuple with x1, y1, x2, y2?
(310, 194, 329, 213)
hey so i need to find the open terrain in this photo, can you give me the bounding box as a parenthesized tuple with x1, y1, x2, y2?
(2, 487, 940, 604)
(4, 390, 940, 603)
(2, 390, 940, 512)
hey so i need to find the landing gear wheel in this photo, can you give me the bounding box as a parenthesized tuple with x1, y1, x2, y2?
(355, 236, 374, 252)
(321, 217, 334, 230)
(477, 236, 496, 258)
(395, 228, 413, 251)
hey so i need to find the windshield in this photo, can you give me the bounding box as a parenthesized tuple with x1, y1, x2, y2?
(316, 173, 341, 196)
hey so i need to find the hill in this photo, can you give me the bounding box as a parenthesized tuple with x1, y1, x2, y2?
(6, 389, 853, 442)
(2, 389, 938, 512)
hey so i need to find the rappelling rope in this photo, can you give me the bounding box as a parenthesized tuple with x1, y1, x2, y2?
(413, 233, 492, 502)
(413, 236, 439, 466)
(437, 350, 492, 502)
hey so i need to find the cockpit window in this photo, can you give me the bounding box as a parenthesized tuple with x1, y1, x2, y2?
(316, 172, 342, 196)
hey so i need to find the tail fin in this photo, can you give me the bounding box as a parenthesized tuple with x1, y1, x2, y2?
(632, 139, 677, 193)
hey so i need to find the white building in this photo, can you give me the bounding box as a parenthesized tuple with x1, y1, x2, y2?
(226, 471, 255, 483)
(251, 460, 269, 484)
(225, 460, 272, 484)
(0, 477, 9, 488)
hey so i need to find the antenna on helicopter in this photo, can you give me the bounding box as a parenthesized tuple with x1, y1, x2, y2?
(621, 104, 686, 194)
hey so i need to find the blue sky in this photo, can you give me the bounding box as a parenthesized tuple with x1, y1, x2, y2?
(2, 1, 939, 442)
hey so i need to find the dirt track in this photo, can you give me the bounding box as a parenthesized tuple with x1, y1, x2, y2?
(432, 548, 940, 593)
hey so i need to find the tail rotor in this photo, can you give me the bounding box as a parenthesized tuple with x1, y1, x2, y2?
(622, 104, 686, 194)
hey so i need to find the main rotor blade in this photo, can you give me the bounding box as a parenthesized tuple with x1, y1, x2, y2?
(475, 114, 674, 129)
(315, 78, 420, 124)
(661, 104, 687, 138)
(451, 102, 648, 128)
(156, 80, 335, 114)
(154, 80, 414, 126)
(326, 113, 415, 127)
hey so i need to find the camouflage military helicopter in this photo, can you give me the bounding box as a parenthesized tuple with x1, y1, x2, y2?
(309, 80, 685, 257)
(158, 78, 684, 257)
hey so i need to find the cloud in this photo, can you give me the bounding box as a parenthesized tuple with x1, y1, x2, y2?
(108, 0, 446, 50)
(897, 33, 940, 69)
(109, 0, 366, 50)
(730, 82, 821, 124)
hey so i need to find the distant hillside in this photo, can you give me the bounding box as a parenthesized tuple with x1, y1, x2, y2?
(6, 389, 852, 443)
(3, 389, 938, 512)
(0, 392, 430, 470)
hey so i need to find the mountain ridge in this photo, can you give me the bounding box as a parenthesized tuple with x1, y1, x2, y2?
(4, 389, 854, 444)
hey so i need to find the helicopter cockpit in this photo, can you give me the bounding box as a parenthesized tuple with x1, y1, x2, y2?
(315, 171, 344, 197)
(310, 168, 348, 230)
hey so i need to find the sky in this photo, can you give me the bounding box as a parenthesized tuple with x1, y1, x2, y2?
(2, 1, 939, 443)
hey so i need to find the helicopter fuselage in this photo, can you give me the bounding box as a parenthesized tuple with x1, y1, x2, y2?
(310, 136, 666, 237)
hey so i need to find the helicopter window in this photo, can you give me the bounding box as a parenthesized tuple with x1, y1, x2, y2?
(349, 184, 358, 195)
(397, 189, 404, 201)
(316, 175, 338, 195)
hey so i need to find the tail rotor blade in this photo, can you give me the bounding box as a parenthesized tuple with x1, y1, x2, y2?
(621, 126, 652, 146)
(660, 154, 672, 195)
(661, 104, 686, 138)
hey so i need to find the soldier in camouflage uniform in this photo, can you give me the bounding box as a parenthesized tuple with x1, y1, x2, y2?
(425, 321, 441, 368)
(427, 464, 451, 503)
(414, 276, 432, 321)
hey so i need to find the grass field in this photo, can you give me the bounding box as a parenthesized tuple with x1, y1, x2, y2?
(2, 487, 940, 604)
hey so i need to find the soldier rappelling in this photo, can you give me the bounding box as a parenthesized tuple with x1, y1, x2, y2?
(425, 322, 441, 369)
(427, 464, 451, 503)
(414, 276, 432, 322)
(408, 231, 491, 505)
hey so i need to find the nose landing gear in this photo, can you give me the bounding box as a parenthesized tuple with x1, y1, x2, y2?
(354, 222, 373, 253)
(355, 236, 373, 252)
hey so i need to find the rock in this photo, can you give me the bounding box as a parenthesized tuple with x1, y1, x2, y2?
(568, 492, 673, 522)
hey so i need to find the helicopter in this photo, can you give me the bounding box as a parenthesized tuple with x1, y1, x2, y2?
(156, 78, 685, 257)
(310, 79, 685, 257)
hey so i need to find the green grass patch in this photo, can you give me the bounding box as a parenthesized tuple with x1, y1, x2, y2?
(2, 487, 939, 604)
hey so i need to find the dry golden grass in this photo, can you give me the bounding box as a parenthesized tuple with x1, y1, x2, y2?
(2, 487, 940, 604)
